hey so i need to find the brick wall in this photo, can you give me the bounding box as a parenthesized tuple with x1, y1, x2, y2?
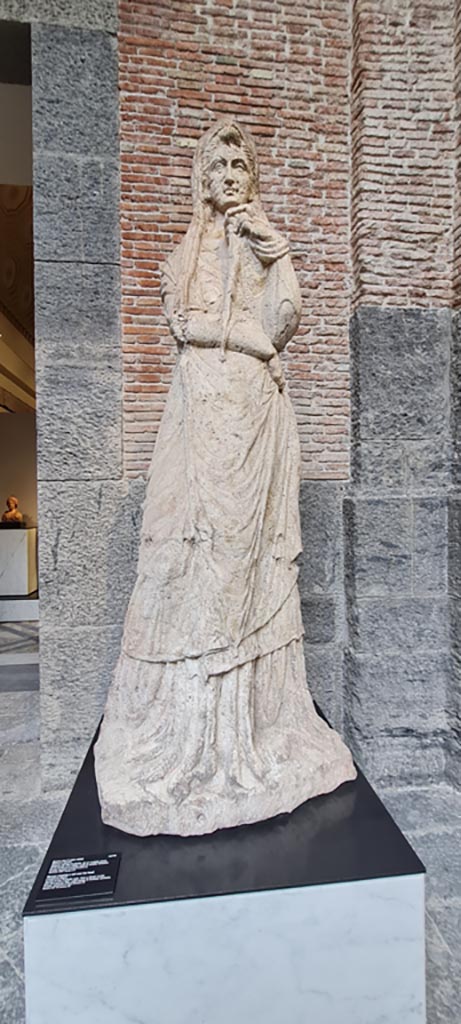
(351, 0, 454, 308)
(119, 0, 351, 480)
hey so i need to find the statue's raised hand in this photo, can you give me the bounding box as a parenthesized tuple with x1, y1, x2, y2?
(225, 204, 290, 265)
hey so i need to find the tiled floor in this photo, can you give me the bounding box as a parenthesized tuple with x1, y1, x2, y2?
(0, 622, 39, 659)
(0, 623, 460, 1022)
(383, 786, 461, 1023)
(0, 742, 67, 1024)
(0, 622, 39, 699)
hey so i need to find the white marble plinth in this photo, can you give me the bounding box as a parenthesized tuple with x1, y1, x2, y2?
(0, 528, 37, 596)
(24, 873, 425, 1024)
(0, 597, 39, 621)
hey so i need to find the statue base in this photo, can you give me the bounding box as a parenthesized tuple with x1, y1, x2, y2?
(24, 730, 426, 1024)
(0, 526, 37, 596)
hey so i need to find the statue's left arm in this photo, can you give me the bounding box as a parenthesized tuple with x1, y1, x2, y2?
(264, 252, 301, 353)
(226, 204, 301, 353)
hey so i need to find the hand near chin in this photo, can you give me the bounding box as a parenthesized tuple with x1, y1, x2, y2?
(225, 205, 290, 265)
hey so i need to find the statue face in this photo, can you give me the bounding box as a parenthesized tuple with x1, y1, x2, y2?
(6, 496, 17, 510)
(206, 142, 252, 214)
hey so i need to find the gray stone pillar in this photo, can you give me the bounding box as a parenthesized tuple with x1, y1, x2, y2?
(344, 308, 451, 785)
(29, 19, 140, 787)
(447, 311, 461, 786)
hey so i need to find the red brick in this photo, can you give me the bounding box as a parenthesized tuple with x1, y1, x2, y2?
(119, 0, 352, 479)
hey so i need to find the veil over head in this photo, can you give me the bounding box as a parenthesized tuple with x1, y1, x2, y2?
(180, 119, 261, 309)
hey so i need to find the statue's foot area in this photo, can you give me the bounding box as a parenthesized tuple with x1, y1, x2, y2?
(95, 640, 357, 837)
(98, 754, 356, 837)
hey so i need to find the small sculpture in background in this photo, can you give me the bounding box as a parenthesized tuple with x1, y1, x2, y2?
(2, 496, 24, 524)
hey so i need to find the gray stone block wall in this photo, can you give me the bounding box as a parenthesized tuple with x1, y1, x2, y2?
(451, 311, 461, 490)
(32, 22, 122, 484)
(0, 0, 117, 32)
(298, 481, 346, 732)
(447, 309, 461, 786)
(29, 20, 136, 788)
(447, 496, 461, 787)
(345, 307, 453, 786)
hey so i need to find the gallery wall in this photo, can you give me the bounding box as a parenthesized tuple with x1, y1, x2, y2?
(0, 413, 37, 525)
(0, 83, 32, 185)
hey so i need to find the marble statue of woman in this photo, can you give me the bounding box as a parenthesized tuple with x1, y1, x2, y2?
(95, 119, 356, 836)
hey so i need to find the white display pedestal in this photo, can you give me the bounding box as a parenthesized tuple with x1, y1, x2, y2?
(0, 527, 37, 596)
(24, 740, 426, 1024)
(24, 873, 424, 1024)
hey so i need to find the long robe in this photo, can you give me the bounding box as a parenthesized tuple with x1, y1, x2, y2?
(94, 220, 356, 836)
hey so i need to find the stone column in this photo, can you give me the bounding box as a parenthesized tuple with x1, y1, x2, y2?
(31, 18, 145, 787)
(345, 0, 454, 786)
(345, 309, 451, 784)
(447, 0, 461, 787)
(0, 0, 145, 790)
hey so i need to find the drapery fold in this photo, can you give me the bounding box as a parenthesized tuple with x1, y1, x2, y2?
(95, 345, 356, 836)
(123, 346, 302, 667)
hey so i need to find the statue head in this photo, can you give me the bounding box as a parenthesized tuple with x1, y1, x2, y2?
(2, 495, 23, 524)
(180, 120, 260, 310)
(192, 120, 259, 214)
